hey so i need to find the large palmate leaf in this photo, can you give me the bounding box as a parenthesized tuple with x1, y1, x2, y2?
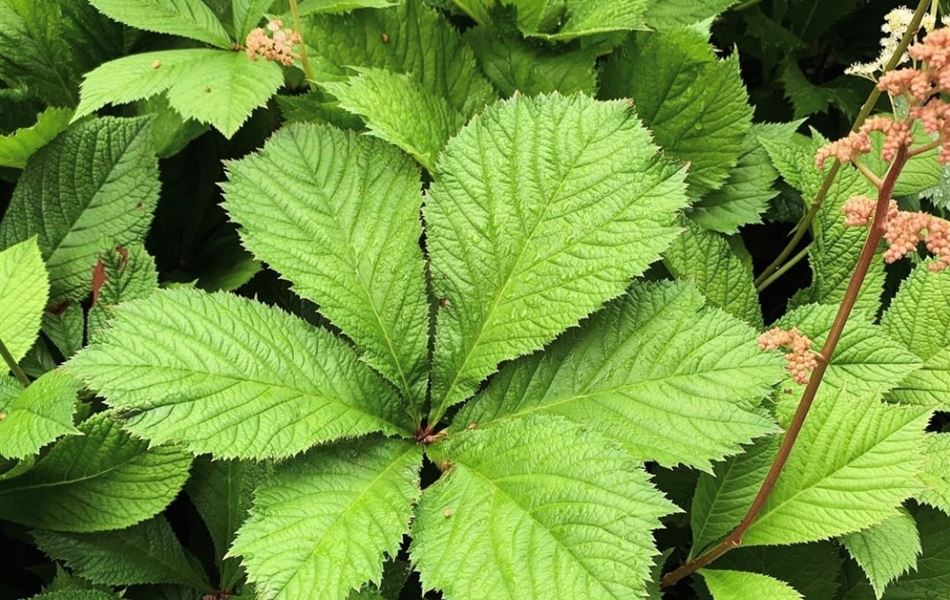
(427, 94, 688, 417)
(412, 416, 675, 600)
(701, 569, 803, 600)
(0, 236, 48, 363)
(742, 390, 930, 545)
(0, 117, 159, 301)
(600, 29, 753, 196)
(841, 509, 921, 599)
(223, 123, 430, 408)
(881, 264, 950, 409)
(67, 289, 409, 459)
(304, 0, 495, 119)
(0, 413, 191, 532)
(0, 106, 72, 169)
(88, 0, 231, 47)
(774, 303, 921, 397)
(663, 220, 763, 326)
(75, 49, 284, 138)
(457, 281, 779, 470)
(883, 506, 950, 599)
(233, 438, 420, 600)
(34, 516, 211, 590)
(0, 370, 80, 459)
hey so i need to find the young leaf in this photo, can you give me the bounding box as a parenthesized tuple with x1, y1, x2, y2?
(600, 30, 754, 196)
(457, 281, 780, 470)
(742, 390, 930, 545)
(0, 369, 80, 459)
(88, 0, 231, 48)
(223, 123, 430, 407)
(0, 117, 159, 301)
(663, 220, 763, 326)
(0, 106, 72, 169)
(0, 236, 49, 363)
(67, 289, 410, 459)
(231, 438, 421, 600)
(0, 413, 191, 532)
(918, 434, 950, 515)
(33, 516, 212, 590)
(427, 94, 688, 417)
(701, 569, 803, 600)
(412, 416, 676, 600)
(76, 49, 284, 139)
(881, 264, 950, 410)
(841, 509, 921, 599)
(882, 506, 950, 599)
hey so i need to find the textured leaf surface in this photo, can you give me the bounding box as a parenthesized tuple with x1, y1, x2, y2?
(68, 289, 409, 459)
(232, 438, 421, 600)
(458, 281, 779, 470)
(87, 244, 159, 340)
(412, 416, 675, 600)
(88, 0, 230, 47)
(742, 390, 930, 545)
(0, 370, 80, 459)
(775, 303, 921, 397)
(223, 123, 429, 407)
(304, 0, 495, 118)
(76, 49, 284, 138)
(0, 413, 191, 531)
(34, 516, 211, 589)
(842, 509, 921, 599)
(701, 569, 803, 600)
(0, 117, 158, 301)
(0, 237, 48, 363)
(0, 106, 72, 169)
(664, 220, 762, 326)
(506, 0, 648, 40)
(427, 94, 688, 416)
(600, 30, 753, 196)
(918, 434, 950, 515)
(645, 0, 738, 29)
(883, 506, 950, 599)
(881, 264, 950, 409)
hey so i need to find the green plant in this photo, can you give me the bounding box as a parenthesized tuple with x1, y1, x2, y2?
(1, 1, 949, 600)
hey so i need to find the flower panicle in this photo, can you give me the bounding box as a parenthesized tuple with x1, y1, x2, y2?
(245, 19, 302, 66)
(842, 196, 950, 272)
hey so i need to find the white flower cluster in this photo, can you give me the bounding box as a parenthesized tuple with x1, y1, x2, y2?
(845, 6, 947, 80)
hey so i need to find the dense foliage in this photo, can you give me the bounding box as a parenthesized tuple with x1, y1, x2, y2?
(1, 1, 948, 599)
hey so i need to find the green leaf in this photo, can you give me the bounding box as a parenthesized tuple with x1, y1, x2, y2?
(0, 106, 72, 168)
(714, 542, 843, 600)
(42, 302, 85, 359)
(774, 303, 921, 397)
(464, 25, 598, 97)
(918, 434, 950, 515)
(881, 264, 950, 410)
(231, 438, 421, 600)
(0, 117, 159, 301)
(427, 94, 688, 417)
(0, 369, 80, 459)
(0, 236, 49, 363)
(186, 457, 269, 590)
(223, 123, 429, 408)
(645, 0, 738, 29)
(88, 0, 231, 47)
(457, 281, 779, 470)
(76, 49, 284, 138)
(324, 68, 461, 172)
(67, 289, 409, 459)
(883, 506, 950, 599)
(842, 509, 921, 599)
(33, 516, 212, 590)
(87, 244, 159, 340)
(864, 119, 942, 196)
(600, 30, 753, 196)
(232, 0, 273, 40)
(28, 591, 119, 600)
(690, 122, 795, 234)
(303, 0, 495, 118)
(412, 416, 676, 600)
(690, 437, 777, 557)
(663, 220, 763, 326)
(297, 0, 396, 16)
(506, 0, 648, 41)
(0, 413, 191, 531)
(701, 569, 803, 600)
(742, 390, 930, 545)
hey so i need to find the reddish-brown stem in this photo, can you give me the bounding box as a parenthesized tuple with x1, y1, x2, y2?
(662, 145, 910, 589)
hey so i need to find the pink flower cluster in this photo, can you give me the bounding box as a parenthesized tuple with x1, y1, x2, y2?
(758, 327, 818, 385)
(842, 196, 950, 271)
(814, 117, 913, 169)
(246, 19, 301, 66)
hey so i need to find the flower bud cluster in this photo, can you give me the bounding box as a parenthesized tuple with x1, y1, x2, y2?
(246, 19, 301, 66)
(758, 327, 818, 385)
